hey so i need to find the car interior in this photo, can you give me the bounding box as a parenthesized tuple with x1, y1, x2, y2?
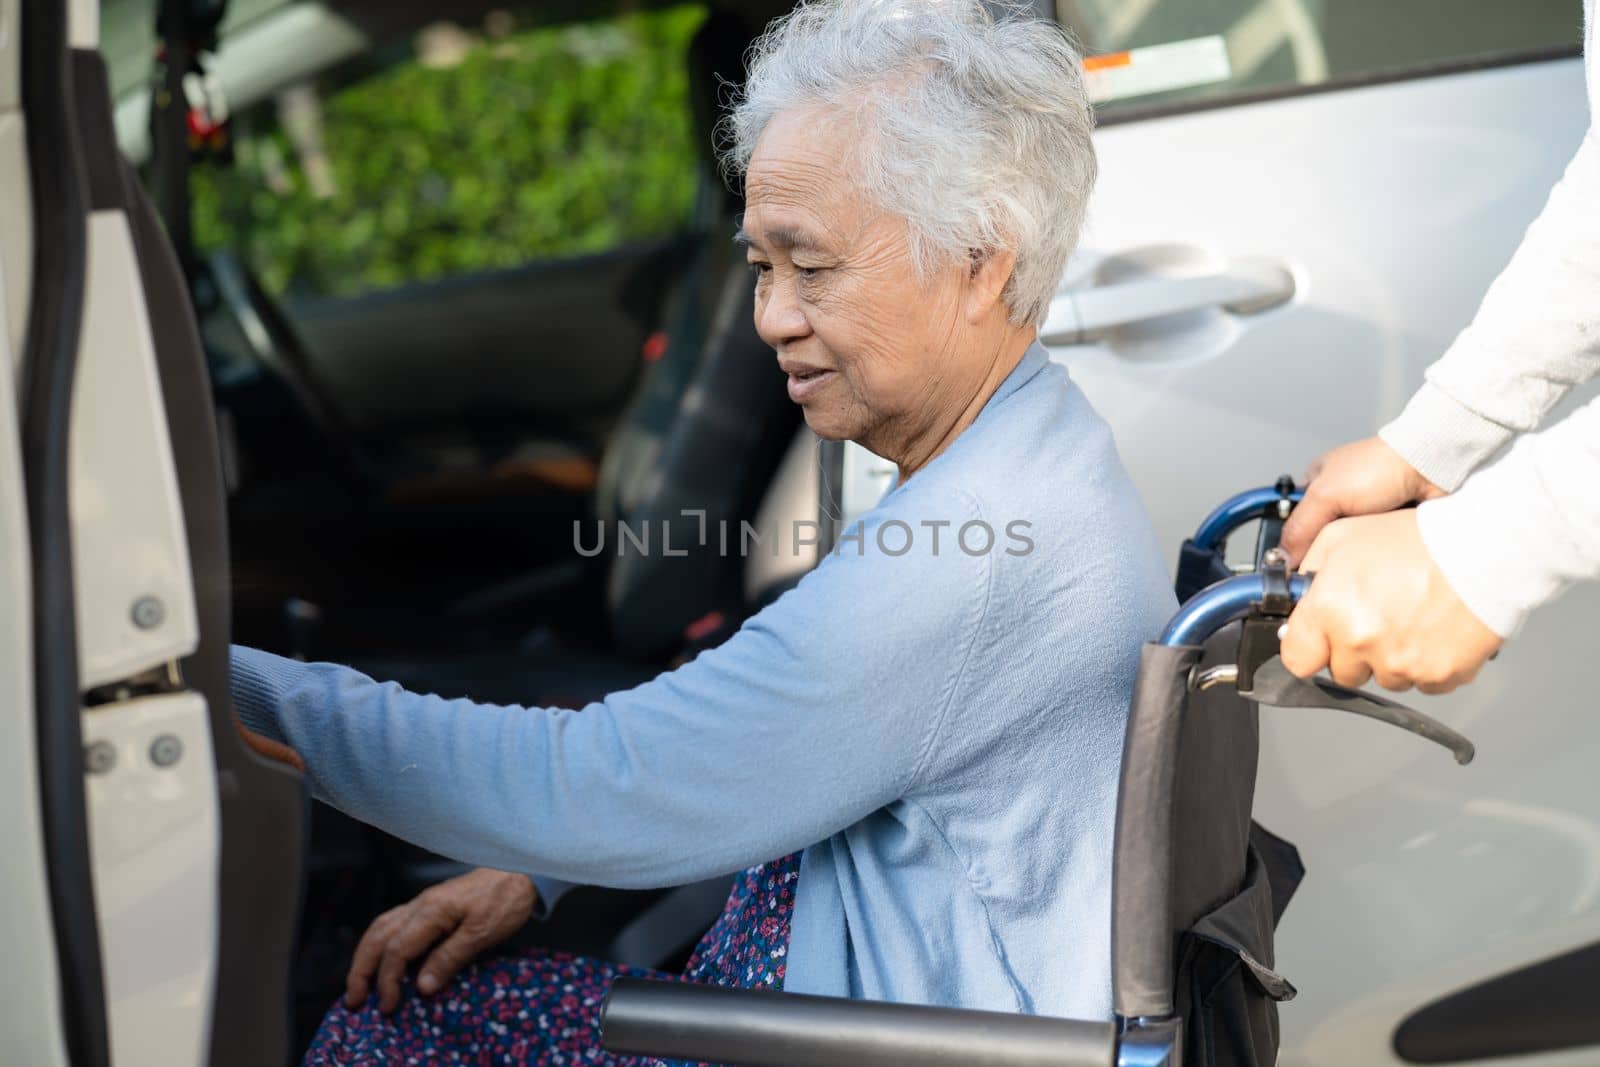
(100, 0, 826, 1052)
(198, 3, 805, 681)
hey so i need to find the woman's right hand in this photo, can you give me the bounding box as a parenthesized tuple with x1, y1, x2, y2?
(1279, 436, 1446, 566)
(344, 867, 538, 1013)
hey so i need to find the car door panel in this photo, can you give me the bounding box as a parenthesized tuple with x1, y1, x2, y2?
(1055, 58, 1597, 1067)
(73, 210, 202, 687)
(825, 42, 1594, 1064)
(70, 47, 223, 1067)
(18, 3, 113, 1065)
(0, 113, 28, 365)
(0, 5, 69, 1058)
(1065, 59, 1586, 531)
(42, 27, 310, 1067)
(0, 281, 70, 1067)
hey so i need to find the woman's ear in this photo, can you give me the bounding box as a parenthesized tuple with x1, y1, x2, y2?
(964, 248, 1016, 322)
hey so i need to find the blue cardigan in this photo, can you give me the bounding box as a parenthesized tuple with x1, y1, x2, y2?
(230, 341, 1176, 1020)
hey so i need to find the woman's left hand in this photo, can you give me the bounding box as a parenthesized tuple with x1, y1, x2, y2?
(344, 867, 538, 1013)
(1279, 436, 1446, 566)
(1279, 510, 1502, 694)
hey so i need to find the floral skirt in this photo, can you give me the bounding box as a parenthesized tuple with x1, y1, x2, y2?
(304, 853, 801, 1065)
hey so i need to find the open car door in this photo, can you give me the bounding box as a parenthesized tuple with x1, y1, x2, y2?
(5, 1, 306, 1064)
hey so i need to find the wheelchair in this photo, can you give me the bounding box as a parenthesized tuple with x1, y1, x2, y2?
(598, 480, 1476, 1067)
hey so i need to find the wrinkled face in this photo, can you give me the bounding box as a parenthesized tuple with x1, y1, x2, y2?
(741, 107, 994, 464)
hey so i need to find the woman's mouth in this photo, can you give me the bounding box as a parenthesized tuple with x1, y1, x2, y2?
(777, 355, 837, 403)
(785, 366, 836, 403)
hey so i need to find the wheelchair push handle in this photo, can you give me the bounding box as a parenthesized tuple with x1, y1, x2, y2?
(1167, 530, 1475, 765)
(1190, 475, 1303, 554)
(1160, 564, 1308, 647)
(1174, 475, 1302, 602)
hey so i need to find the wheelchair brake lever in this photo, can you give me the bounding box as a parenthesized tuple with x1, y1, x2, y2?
(1241, 655, 1475, 765)
(1185, 547, 1475, 765)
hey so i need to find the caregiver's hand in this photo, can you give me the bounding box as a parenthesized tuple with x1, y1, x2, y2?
(345, 867, 537, 1013)
(1279, 510, 1502, 694)
(1280, 437, 1446, 566)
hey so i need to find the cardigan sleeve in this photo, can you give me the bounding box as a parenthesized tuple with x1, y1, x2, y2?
(229, 485, 992, 888)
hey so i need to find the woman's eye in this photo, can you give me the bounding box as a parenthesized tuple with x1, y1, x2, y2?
(749, 261, 772, 277)
(797, 266, 824, 280)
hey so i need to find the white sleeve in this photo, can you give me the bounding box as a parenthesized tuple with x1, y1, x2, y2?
(1381, 59, 1600, 493)
(1415, 393, 1600, 638)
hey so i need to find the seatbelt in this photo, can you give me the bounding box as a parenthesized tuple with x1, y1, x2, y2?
(148, 0, 228, 277)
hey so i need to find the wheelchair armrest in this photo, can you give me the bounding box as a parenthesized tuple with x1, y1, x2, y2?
(600, 978, 1118, 1067)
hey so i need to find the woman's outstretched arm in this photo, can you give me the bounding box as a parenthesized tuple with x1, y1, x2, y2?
(231, 484, 993, 888)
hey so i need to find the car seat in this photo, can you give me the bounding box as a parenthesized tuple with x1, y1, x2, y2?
(363, 10, 800, 705)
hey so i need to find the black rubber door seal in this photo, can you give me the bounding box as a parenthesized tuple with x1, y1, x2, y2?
(18, 0, 112, 1064)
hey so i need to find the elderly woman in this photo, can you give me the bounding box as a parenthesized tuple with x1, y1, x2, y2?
(235, 1, 1176, 1061)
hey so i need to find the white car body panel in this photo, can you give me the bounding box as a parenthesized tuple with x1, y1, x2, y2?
(0, 115, 30, 369)
(72, 211, 201, 688)
(0, 61, 71, 1067)
(68, 196, 220, 1062)
(0, 292, 73, 1067)
(69, 0, 100, 49)
(745, 429, 822, 600)
(1064, 59, 1595, 1067)
(844, 55, 1594, 1064)
(82, 690, 219, 1067)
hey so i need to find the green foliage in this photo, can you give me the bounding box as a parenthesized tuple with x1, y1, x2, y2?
(193, 5, 708, 298)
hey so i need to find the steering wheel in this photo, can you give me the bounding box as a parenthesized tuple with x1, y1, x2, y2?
(203, 251, 377, 487)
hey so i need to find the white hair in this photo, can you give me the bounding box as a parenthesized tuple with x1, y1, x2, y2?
(722, 0, 1096, 327)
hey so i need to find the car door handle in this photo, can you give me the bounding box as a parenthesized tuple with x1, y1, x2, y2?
(1041, 257, 1296, 345)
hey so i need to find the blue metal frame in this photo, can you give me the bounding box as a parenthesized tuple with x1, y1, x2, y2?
(1190, 485, 1303, 552)
(1159, 571, 1309, 647)
(1118, 1016, 1183, 1066)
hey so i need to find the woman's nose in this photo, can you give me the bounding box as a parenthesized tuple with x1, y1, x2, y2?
(755, 278, 811, 347)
